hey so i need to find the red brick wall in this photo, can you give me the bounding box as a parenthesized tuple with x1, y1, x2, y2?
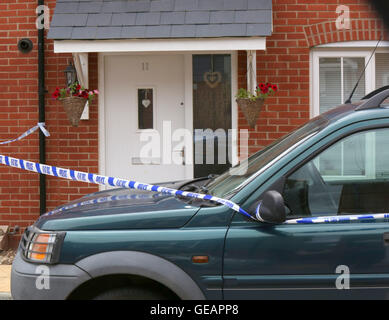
(45, 51, 99, 214)
(0, 0, 99, 245)
(238, 0, 388, 155)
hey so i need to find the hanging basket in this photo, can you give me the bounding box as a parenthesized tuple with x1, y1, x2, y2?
(236, 98, 265, 128)
(60, 96, 87, 127)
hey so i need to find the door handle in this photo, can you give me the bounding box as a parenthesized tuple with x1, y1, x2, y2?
(181, 147, 185, 165)
(383, 233, 389, 246)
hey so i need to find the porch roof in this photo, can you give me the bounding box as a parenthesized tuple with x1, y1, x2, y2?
(47, 0, 272, 40)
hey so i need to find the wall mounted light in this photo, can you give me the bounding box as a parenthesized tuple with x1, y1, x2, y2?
(64, 61, 77, 86)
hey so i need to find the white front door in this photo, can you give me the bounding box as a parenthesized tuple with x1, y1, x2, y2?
(104, 54, 187, 183)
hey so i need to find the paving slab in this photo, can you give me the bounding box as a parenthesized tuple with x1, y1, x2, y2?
(0, 265, 11, 293)
(0, 292, 12, 300)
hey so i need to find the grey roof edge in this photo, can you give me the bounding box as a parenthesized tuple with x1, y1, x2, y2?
(48, 22, 272, 40)
(48, 0, 272, 40)
(48, 33, 270, 41)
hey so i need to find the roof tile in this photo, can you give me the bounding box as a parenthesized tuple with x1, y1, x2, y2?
(111, 13, 137, 26)
(150, 0, 175, 12)
(160, 12, 186, 25)
(54, 2, 79, 14)
(126, 0, 151, 12)
(86, 13, 113, 26)
(223, 0, 247, 10)
(47, 26, 73, 39)
(248, 0, 272, 10)
(50, 13, 88, 27)
(174, 0, 198, 11)
(135, 12, 161, 25)
(210, 11, 235, 24)
(101, 1, 127, 13)
(170, 24, 196, 37)
(185, 11, 210, 24)
(197, 0, 224, 11)
(96, 26, 122, 38)
(121, 25, 146, 38)
(71, 26, 97, 39)
(145, 25, 171, 38)
(78, 1, 103, 13)
(196, 23, 246, 37)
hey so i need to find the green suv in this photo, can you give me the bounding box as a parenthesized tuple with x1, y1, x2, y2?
(11, 88, 389, 300)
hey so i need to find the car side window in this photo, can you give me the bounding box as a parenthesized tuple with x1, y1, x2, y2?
(282, 128, 389, 218)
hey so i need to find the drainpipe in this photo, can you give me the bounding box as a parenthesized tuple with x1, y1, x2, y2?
(38, 1, 46, 215)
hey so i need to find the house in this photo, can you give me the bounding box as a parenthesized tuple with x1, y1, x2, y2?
(0, 0, 388, 245)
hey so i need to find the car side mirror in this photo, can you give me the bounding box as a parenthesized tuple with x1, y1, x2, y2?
(253, 190, 286, 224)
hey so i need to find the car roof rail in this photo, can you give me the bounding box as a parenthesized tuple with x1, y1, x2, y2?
(361, 85, 389, 100)
(355, 88, 389, 111)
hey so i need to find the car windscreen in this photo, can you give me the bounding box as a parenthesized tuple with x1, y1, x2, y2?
(205, 115, 329, 199)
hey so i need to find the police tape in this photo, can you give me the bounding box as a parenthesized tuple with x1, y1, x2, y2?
(0, 154, 255, 220)
(0, 123, 50, 145)
(0, 153, 387, 225)
(286, 213, 389, 224)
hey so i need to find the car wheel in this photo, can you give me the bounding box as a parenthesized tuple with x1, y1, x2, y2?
(93, 287, 173, 300)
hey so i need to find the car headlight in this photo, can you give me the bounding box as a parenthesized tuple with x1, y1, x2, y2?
(21, 227, 66, 264)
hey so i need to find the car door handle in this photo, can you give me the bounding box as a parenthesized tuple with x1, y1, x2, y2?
(383, 233, 389, 246)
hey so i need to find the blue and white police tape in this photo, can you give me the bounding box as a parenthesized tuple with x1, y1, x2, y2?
(45, 190, 389, 224)
(0, 123, 50, 145)
(285, 213, 389, 224)
(0, 154, 254, 221)
(0, 153, 387, 224)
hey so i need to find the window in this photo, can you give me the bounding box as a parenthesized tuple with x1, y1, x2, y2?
(312, 49, 389, 117)
(376, 52, 389, 89)
(314, 131, 375, 180)
(312, 48, 389, 180)
(137, 88, 154, 130)
(318, 57, 365, 114)
(283, 128, 389, 218)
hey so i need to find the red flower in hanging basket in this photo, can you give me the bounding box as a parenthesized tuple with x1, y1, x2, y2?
(236, 81, 278, 102)
(51, 87, 60, 100)
(52, 81, 98, 103)
(236, 81, 278, 128)
(52, 82, 99, 127)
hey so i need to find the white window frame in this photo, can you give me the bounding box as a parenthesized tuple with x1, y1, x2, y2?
(311, 49, 375, 118)
(310, 46, 389, 181)
(311, 43, 389, 117)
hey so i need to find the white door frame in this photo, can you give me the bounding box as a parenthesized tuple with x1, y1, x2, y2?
(98, 51, 238, 187)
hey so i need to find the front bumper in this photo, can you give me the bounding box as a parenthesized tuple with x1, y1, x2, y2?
(11, 250, 91, 300)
